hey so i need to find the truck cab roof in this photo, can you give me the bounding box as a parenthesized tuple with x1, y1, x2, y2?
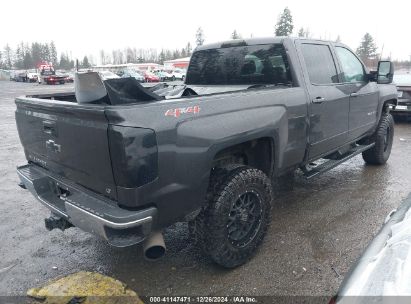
(195, 36, 348, 51)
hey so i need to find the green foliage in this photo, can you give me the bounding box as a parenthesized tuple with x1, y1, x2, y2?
(231, 30, 241, 39)
(23, 50, 33, 69)
(4, 41, 61, 70)
(49, 41, 58, 66)
(0, 51, 4, 69)
(356, 33, 378, 61)
(196, 27, 205, 46)
(297, 27, 310, 38)
(181, 47, 187, 58)
(59, 53, 74, 70)
(31, 42, 43, 66)
(275, 7, 294, 36)
(126, 48, 135, 63)
(14, 44, 23, 69)
(173, 49, 181, 59)
(185, 42, 192, 56)
(159, 49, 166, 64)
(3, 38, 195, 69)
(3, 44, 13, 69)
(41, 43, 50, 63)
(81, 56, 91, 68)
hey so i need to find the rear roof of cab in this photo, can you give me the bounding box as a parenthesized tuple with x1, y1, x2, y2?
(195, 37, 287, 51)
(194, 36, 347, 51)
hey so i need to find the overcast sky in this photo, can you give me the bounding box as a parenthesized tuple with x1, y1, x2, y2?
(2, 0, 410, 63)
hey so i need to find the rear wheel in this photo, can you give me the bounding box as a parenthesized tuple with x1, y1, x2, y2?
(362, 113, 394, 165)
(194, 166, 273, 268)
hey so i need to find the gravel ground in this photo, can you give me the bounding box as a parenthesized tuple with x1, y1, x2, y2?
(0, 81, 410, 298)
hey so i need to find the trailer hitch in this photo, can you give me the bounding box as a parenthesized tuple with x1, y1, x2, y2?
(45, 215, 73, 231)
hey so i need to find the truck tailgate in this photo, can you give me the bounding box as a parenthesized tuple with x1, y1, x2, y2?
(15, 98, 117, 200)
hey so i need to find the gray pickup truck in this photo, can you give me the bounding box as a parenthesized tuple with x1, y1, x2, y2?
(15, 37, 398, 268)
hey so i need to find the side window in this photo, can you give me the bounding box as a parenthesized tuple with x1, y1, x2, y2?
(335, 47, 366, 83)
(301, 44, 339, 85)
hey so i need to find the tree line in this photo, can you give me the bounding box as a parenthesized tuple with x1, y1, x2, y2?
(99, 42, 192, 65)
(0, 41, 78, 70)
(0, 41, 193, 70)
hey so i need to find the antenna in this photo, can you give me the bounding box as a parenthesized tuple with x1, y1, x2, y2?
(379, 44, 384, 61)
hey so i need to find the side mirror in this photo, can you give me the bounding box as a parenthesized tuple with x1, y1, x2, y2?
(377, 61, 394, 84)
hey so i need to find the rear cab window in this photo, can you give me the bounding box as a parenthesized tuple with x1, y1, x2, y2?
(186, 43, 293, 86)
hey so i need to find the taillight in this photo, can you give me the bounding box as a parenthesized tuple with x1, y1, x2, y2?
(108, 125, 158, 188)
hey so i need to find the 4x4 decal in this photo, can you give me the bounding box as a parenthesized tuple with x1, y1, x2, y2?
(165, 106, 200, 118)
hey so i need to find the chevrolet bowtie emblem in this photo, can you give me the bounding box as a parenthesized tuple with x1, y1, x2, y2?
(46, 140, 61, 153)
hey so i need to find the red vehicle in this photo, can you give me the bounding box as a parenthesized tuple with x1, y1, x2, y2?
(144, 71, 160, 82)
(38, 63, 65, 85)
(60, 72, 74, 83)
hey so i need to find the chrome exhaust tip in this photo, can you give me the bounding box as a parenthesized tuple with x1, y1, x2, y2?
(143, 231, 166, 261)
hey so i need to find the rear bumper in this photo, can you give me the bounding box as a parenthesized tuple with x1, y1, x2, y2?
(17, 164, 157, 247)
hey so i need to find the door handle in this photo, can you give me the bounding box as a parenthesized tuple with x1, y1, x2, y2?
(312, 97, 325, 104)
(350, 92, 359, 97)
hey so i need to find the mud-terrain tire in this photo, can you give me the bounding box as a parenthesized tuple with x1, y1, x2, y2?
(362, 113, 394, 165)
(195, 165, 273, 268)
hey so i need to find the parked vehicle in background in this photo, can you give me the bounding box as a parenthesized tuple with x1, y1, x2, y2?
(391, 73, 411, 117)
(9, 71, 16, 81)
(99, 70, 120, 80)
(9, 70, 38, 82)
(118, 69, 144, 82)
(171, 69, 186, 81)
(26, 70, 39, 83)
(38, 63, 65, 85)
(154, 70, 172, 81)
(64, 72, 74, 83)
(15, 37, 397, 268)
(56, 71, 69, 80)
(144, 71, 160, 82)
(15, 72, 28, 82)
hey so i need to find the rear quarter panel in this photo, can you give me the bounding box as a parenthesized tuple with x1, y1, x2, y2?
(105, 87, 308, 227)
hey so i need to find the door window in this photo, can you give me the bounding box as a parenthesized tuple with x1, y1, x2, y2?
(335, 47, 366, 83)
(301, 44, 339, 85)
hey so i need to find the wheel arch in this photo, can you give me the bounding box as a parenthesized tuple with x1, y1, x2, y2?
(383, 98, 397, 112)
(210, 136, 276, 178)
